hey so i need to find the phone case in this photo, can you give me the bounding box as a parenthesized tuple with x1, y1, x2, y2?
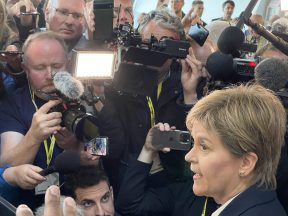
(151, 128, 191, 151)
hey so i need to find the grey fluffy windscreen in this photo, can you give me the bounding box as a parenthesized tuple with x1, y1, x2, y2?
(255, 58, 288, 92)
(53, 71, 84, 100)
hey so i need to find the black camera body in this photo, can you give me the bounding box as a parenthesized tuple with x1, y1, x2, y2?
(51, 100, 100, 142)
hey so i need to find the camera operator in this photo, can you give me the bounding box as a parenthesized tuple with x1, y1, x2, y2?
(0, 31, 94, 210)
(107, 9, 210, 190)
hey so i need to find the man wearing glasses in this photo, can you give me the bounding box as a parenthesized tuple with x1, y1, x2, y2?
(44, 0, 86, 51)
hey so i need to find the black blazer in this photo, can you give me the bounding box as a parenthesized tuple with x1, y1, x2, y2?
(220, 185, 287, 216)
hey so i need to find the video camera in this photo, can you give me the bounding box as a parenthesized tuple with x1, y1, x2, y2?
(206, 51, 258, 89)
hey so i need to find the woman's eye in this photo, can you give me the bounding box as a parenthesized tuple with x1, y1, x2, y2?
(200, 143, 208, 151)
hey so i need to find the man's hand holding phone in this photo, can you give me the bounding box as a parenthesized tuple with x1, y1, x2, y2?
(138, 123, 191, 164)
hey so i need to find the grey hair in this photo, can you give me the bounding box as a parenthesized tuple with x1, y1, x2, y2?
(138, 9, 186, 40)
(35, 196, 84, 216)
(271, 17, 288, 34)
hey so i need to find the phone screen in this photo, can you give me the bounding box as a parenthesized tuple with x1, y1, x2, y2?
(188, 24, 209, 46)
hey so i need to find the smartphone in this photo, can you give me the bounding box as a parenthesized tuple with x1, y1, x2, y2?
(85, 137, 109, 156)
(151, 128, 192, 151)
(188, 24, 209, 46)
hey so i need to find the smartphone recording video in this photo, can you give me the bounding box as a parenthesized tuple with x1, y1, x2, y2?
(85, 137, 109, 156)
(151, 128, 192, 151)
(188, 24, 209, 46)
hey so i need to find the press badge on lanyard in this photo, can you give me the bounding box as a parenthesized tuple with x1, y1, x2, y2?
(29, 88, 60, 195)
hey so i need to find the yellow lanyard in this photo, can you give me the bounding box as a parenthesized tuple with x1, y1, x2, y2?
(147, 82, 163, 127)
(201, 197, 208, 216)
(30, 89, 56, 166)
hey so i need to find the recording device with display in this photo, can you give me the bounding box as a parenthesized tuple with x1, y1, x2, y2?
(188, 24, 209, 46)
(151, 128, 192, 151)
(85, 137, 109, 156)
(206, 51, 258, 89)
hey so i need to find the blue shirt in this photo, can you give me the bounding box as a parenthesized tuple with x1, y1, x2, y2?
(0, 85, 63, 210)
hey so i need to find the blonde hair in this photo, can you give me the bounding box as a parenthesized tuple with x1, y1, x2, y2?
(186, 84, 286, 190)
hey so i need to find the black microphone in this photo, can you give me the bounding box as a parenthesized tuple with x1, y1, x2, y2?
(244, 18, 288, 55)
(206, 51, 235, 82)
(217, 0, 259, 55)
(39, 151, 80, 176)
(255, 58, 288, 92)
(53, 71, 84, 100)
(217, 26, 245, 56)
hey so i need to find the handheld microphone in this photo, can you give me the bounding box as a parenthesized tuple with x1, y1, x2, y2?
(255, 58, 288, 92)
(39, 151, 80, 176)
(53, 71, 84, 100)
(244, 18, 288, 55)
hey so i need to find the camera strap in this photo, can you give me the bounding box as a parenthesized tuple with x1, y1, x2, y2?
(29, 87, 56, 166)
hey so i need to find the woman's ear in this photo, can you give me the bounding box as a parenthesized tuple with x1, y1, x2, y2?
(239, 152, 258, 177)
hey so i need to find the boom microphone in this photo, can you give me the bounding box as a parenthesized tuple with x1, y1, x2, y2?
(53, 71, 84, 100)
(255, 58, 288, 92)
(39, 151, 80, 176)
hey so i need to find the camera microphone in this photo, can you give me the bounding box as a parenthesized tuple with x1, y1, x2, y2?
(217, 0, 258, 56)
(255, 58, 288, 92)
(206, 51, 234, 82)
(39, 151, 80, 176)
(53, 71, 84, 100)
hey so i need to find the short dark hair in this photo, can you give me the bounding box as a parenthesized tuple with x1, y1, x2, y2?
(222, 0, 235, 8)
(64, 165, 109, 199)
(192, 0, 204, 6)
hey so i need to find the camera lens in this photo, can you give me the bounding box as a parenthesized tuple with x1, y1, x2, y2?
(179, 132, 191, 144)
